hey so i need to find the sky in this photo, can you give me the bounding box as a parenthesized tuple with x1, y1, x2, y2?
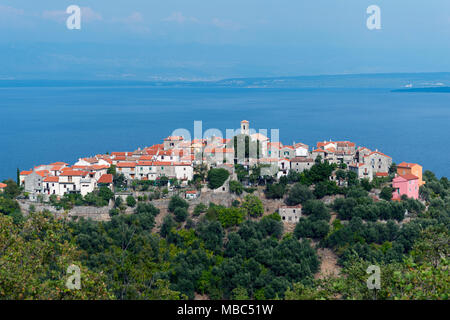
(0, 0, 450, 80)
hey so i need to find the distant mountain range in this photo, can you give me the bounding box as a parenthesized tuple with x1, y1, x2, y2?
(1, 72, 450, 90)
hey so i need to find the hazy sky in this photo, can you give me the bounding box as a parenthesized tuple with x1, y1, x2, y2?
(1, 0, 449, 80)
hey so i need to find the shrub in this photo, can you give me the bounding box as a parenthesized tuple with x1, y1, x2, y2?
(380, 186, 393, 201)
(207, 168, 230, 189)
(229, 180, 243, 195)
(286, 183, 314, 205)
(174, 207, 188, 222)
(241, 195, 264, 217)
(193, 203, 207, 216)
(126, 195, 137, 207)
(168, 195, 189, 213)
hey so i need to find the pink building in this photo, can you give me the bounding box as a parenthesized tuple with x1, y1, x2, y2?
(392, 174, 419, 200)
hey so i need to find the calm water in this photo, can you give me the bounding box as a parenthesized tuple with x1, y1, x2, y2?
(0, 84, 449, 180)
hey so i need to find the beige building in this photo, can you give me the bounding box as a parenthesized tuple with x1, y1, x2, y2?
(290, 157, 315, 173)
(279, 205, 302, 223)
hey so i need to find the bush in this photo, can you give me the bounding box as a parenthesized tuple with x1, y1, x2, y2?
(109, 208, 120, 217)
(294, 218, 330, 239)
(174, 207, 188, 222)
(126, 195, 137, 207)
(286, 183, 314, 205)
(229, 180, 243, 195)
(265, 183, 286, 199)
(313, 181, 339, 198)
(168, 195, 189, 213)
(241, 195, 264, 217)
(160, 215, 175, 238)
(217, 207, 246, 228)
(302, 200, 331, 222)
(193, 203, 207, 216)
(207, 168, 230, 189)
(380, 186, 393, 201)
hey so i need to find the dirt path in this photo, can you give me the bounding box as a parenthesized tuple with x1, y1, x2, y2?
(315, 248, 341, 280)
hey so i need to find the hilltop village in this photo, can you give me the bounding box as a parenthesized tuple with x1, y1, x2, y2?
(2, 120, 448, 301)
(16, 120, 424, 213)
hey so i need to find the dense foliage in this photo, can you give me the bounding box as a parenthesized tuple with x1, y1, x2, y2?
(0, 165, 448, 300)
(207, 168, 230, 189)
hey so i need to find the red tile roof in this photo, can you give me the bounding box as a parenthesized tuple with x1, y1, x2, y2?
(36, 170, 50, 177)
(397, 162, 420, 168)
(375, 172, 389, 177)
(137, 161, 154, 166)
(369, 151, 391, 158)
(98, 174, 113, 184)
(164, 136, 184, 141)
(0, 183, 7, 188)
(116, 162, 136, 168)
(50, 162, 69, 166)
(44, 176, 59, 182)
(91, 165, 110, 170)
(111, 152, 131, 157)
(59, 170, 88, 177)
(400, 174, 419, 181)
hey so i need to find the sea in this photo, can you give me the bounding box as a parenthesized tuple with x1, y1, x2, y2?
(1, 73, 449, 180)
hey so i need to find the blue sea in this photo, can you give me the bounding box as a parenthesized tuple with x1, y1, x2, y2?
(1, 75, 449, 180)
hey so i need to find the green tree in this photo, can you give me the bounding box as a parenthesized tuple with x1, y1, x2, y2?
(229, 180, 244, 195)
(99, 186, 114, 202)
(241, 195, 264, 217)
(193, 203, 207, 216)
(2, 179, 21, 199)
(207, 168, 230, 189)
(286, 183, 314, 205)
(217, 207, 246, 228)
(107, 165, 117, 175)
(174, 207, 188, 222)
(380, 186, 393, 201)
(0, 212, 113, 299)
(231, 287, 249, 300)
(126, 195, 137, 207)
(168, 195, 189, 213)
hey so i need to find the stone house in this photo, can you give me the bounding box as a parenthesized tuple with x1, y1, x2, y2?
(116, 162, 137, 180)
(163, 136, 184, 150)
(279, 205, 302, 223)
(364, 150, 392, 174)
(290, 157, 314, 173)
(24, 171, 45, 200)
(349, 162, 373, 181)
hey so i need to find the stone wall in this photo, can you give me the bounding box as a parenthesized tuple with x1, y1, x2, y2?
(18, 200, 111, 221)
